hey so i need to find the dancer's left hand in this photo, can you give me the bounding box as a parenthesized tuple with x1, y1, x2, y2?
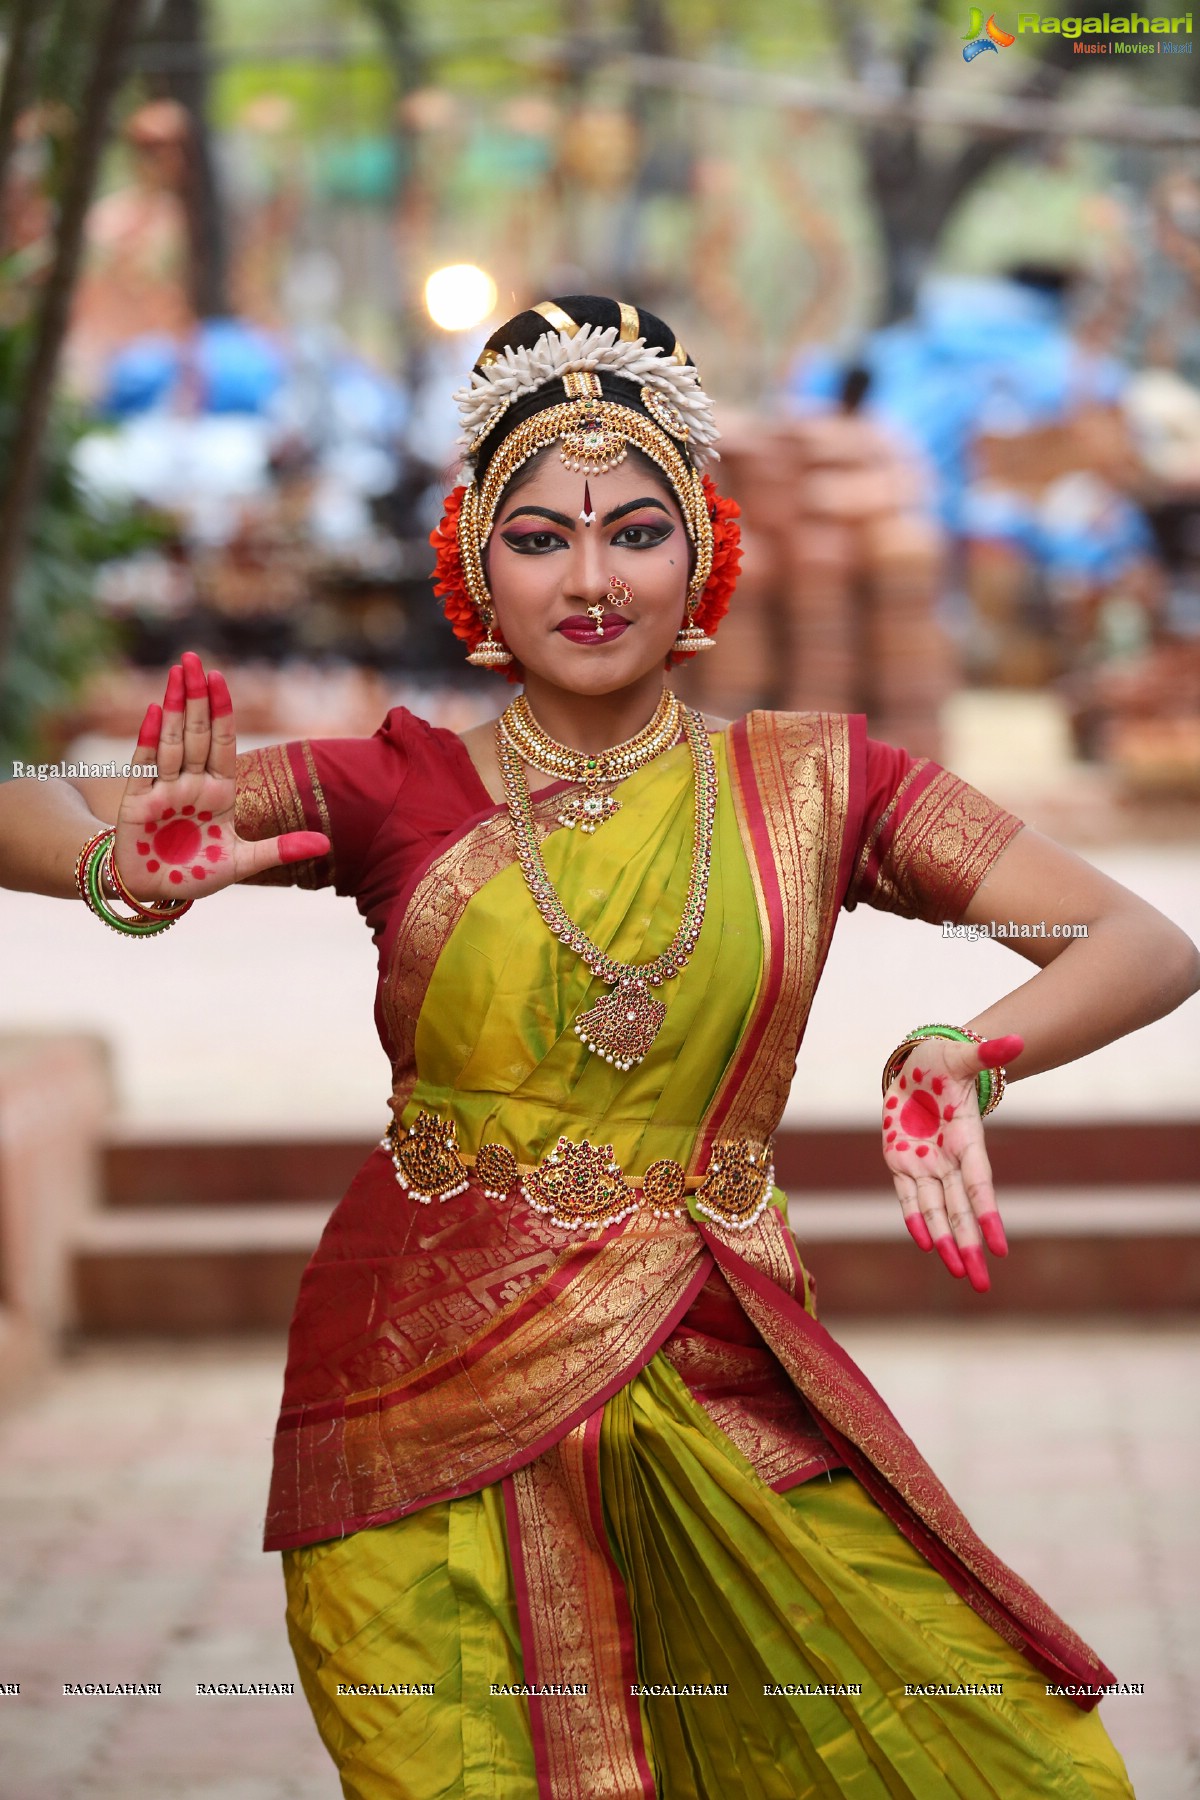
(881, 1034, 1023, 1293)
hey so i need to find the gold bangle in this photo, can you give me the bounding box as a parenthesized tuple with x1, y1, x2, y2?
(882, 1024, 1003, 1117)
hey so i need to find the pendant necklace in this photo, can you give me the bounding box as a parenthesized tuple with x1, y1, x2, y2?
(496, 701, 717, 1070)
(498, 688, 682, 834)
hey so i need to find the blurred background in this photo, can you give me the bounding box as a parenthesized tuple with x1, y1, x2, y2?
(0, 2, 1198, 1796)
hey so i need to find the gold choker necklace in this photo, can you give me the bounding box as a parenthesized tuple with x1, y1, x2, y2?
(496, 703, 716, 1069)
(498, 689, 682, 833)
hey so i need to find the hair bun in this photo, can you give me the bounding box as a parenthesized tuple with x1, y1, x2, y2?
(477, 296, 690, 371)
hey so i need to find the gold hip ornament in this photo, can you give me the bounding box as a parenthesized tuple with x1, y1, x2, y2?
(382, 1108, 775, 1235)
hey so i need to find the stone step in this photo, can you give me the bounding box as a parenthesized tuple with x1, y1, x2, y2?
(101, 1120, 1200, 1208)
(70, 1188, 1200, 1334)
(73, 1203, 330, 1335)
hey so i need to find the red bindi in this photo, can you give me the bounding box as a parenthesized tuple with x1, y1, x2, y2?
(191, 866, 206, 879)
(207, 825, 220, 838)
(937, 1134, 944, 1148)
(932, 1077, 944, 1096)
(916, 1145, 928, 1157)
(912, 1067, 923, 1083)
(198, 811, 212, 821)
(146, 860, 159, 872)
(169, 869, 183, 883)
(885, 1096, 897, 1110)
(943, 1105, 954, 1121)
(204, 845, 221, 862)
(895, 1141, 909, 1152)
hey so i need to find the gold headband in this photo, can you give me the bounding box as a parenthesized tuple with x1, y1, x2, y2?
(458, 392, 714, 632)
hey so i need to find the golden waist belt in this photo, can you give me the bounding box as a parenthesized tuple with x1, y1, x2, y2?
(382, 1110, 775, 1234)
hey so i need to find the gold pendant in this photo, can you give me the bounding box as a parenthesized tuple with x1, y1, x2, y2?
(574, 976, 666, 1070)
(556, 786, 620, 833)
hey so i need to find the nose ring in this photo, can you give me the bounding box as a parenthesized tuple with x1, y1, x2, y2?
(608, 576, 634, 609)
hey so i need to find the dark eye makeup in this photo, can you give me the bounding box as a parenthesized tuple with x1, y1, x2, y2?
(499, 518, 675, 554)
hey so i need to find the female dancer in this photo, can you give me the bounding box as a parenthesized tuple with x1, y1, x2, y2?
(3, 296, 1195, 1799)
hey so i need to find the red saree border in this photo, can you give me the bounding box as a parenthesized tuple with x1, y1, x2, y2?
(264, 1219, 711, 1551)
(505, 1413, 656, 1800)
(235, 740, 334, 889)
(700, 1225, 1115, 1711)
(381, 784, 571, 1108)
(693, 712, 855, 1163)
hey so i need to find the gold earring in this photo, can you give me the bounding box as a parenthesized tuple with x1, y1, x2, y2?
(467, 614, 514, 667)
(673, 620, 715, 654)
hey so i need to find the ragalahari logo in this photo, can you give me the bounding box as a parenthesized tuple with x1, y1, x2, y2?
(963, 10, 1017, 56)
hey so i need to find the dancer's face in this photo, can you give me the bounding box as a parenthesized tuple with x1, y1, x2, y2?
(485, 447, 690, 698)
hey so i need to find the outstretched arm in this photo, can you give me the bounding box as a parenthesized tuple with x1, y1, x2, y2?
(882, 827, 1200, 1294)
(0, 651, 329, 901)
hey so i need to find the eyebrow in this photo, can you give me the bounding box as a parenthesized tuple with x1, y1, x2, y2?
(501, 505, 573, 527)
(500, 497, 671, 529)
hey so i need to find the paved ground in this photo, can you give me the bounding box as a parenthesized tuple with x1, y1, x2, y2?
(0, 1322, 1196, 1800)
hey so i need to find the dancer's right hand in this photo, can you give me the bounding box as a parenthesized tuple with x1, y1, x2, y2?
(112, 650, 330, 902)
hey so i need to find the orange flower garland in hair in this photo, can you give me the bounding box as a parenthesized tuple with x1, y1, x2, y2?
(429, 472, 743, 673)
(669, 475, 742, 664)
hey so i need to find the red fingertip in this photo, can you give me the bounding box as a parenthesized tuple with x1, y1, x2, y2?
(181, 651, 207, 698)
(208, 671, 233, 717)
(961, 1245, 991, 1293)
(136, 704, 161, 748)
(905, 1215, 934, 1252)
(278, 831, 331, 865)
(980, 1215, 1009, 1257)
(164, 666, 184, 710)
(936, 1237, 966, 1279)
(979, 1034, 1023, 1068)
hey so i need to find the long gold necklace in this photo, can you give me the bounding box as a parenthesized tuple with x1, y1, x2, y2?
(496, 703, 716, 1070)
(499, 689, 682, 833)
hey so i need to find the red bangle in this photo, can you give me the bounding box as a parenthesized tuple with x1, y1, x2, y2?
(74, 828, 114, 903)
(106, 843, 193, 921)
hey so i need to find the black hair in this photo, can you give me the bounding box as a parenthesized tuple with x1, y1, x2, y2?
(471, 295, 696, 484)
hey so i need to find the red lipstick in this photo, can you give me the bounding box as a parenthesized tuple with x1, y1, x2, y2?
(556, 613, 630, 644)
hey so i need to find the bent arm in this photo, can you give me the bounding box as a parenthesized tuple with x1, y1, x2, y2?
(956, 827, 1200, 1077)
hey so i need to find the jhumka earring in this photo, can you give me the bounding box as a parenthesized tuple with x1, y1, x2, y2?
(466, 609, 514, 668)
(673, 609, 715, 653)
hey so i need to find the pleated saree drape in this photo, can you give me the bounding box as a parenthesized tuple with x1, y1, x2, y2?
(234, 711, 1132, 1799)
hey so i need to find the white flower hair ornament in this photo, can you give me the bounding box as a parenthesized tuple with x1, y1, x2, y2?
(453, 322, 720, 472)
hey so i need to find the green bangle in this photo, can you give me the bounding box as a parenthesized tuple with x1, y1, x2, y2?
(83, 837, 175, 936)
(881, 1023, 1001, 1117)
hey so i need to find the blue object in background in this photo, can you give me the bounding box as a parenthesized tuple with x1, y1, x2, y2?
(787, 277, 1131, 543)
(102, 320, 287, 419)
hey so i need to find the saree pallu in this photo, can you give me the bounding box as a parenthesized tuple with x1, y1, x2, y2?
(243, 711, 1132, 1798)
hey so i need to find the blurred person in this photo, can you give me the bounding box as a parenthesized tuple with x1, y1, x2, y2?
(65, 99, 195, 398)
(4, 296, 1196, 1798)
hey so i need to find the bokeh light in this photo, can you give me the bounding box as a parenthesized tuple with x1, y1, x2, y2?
(424, 263, 497, 332)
